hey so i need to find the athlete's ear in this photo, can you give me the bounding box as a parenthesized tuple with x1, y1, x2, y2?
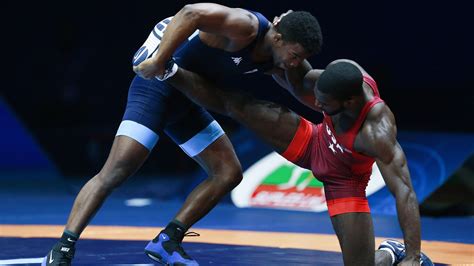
(273, 32, 283, 44)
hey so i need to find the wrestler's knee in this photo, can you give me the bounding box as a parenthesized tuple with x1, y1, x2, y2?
(222, 159, 243, 187)
(211, 158, 243, 189)
(95, 156, 139, 191)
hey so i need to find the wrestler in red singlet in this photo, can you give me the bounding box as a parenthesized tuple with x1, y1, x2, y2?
(282, 75, 383, 216)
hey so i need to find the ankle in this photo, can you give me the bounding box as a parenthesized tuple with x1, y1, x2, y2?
(59, 230, 79, 246)
(162, 220, 187, 241)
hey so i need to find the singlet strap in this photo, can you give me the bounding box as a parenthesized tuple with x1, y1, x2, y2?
(248, 11, 271, 42)
(363, 75, 380, 97)
(344, 76, 385, 149)
(348, 75, 384, 134)
(349, 98, 384, 137)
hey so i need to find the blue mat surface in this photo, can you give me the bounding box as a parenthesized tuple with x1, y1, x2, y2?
(1, 238, 345, 265)
(0, 180, 472, 244)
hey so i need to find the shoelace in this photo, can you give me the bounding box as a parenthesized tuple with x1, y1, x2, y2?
(184, 231, 200, 237)
(168, 231, 200, 242)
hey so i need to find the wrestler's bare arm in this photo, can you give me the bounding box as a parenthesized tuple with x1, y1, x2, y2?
(356, 106, 421, 264)
(271, 61, 323, 111)
(134, 3, 257, 79)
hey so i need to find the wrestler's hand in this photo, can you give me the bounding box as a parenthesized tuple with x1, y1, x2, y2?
(133, 57, 164, 80)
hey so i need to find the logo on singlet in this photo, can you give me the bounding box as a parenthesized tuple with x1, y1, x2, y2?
(232, 57, 243, 65)
(325, 124, 344, 154)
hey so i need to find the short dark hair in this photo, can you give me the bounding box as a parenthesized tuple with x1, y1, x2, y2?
(276, 11, 323, 55)
(317, 62, 363, 100)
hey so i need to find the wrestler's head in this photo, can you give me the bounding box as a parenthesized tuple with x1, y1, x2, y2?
(270, 11, 322, 70)
(314, 61, 364, 115)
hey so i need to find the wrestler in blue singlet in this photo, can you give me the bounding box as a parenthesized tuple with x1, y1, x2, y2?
(118, 12, 272, 156)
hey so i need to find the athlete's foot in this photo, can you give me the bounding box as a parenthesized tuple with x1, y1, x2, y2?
(145, 230, 199, 266)
(42, 242, 75, 266)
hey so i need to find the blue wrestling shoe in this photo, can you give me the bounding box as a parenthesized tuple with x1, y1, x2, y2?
(378, 239, 434, 265)
(41, 242, 75, 266)
(145, 230, 199, 266)
(378, 239, 406, 264)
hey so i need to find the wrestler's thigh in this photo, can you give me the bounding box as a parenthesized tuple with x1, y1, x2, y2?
(331, 212, 375, 266)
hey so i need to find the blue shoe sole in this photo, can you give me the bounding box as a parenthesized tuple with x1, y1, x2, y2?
(145, 250, 191, 266)
(145, 250, 195, 266)
(145, 250, 168, 265)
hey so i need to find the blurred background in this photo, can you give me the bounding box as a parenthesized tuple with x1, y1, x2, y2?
(1, 0, 473, 216)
